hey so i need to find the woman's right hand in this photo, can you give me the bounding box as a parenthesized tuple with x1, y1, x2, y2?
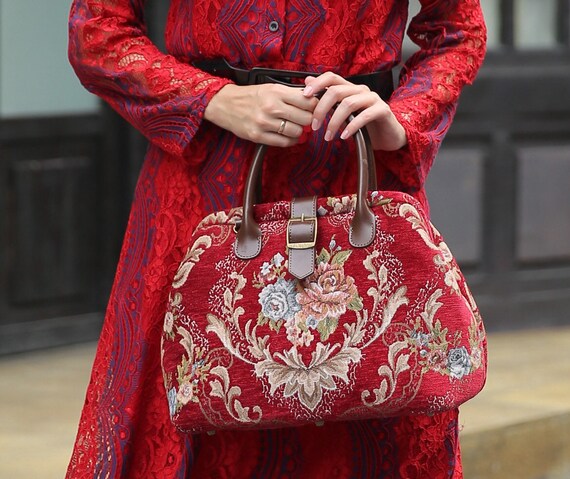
(204, 83, 319, 147)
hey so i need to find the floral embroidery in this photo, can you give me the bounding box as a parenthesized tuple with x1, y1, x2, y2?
(295, 240, 363, 342)
(327, 195, 356, 214)
(163, 302, 212, 418)
(162, 191, 486, 430)
(447, 347, 472, 380)
(317, 193, 392, 217)
(202, 239, 410, 413)
(258, 278, 300, 325)
(170, 346, 211, 414)
(163, 292, 181, 340)
(254, 243, 363, 345)
(406, 289, 477, 379)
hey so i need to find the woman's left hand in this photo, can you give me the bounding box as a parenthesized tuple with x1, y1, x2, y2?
(303, 72, 407, 151)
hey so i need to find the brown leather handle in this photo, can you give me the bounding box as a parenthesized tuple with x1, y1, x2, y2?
(235, 118, 376, 259)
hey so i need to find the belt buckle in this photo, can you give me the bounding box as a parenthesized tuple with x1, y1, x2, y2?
(287, 215, 317, 250)
(249, 67, 312, 86)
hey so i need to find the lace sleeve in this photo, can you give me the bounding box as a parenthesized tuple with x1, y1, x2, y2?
(68, 0, 233, 156)
(382, 0, 486, 191)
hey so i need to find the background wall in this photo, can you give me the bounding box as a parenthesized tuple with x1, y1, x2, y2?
(0, 0, 112, 355)
(0, 0, 98, 117)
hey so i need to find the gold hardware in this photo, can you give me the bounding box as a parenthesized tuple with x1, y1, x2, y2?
(286, 215, 317, 250)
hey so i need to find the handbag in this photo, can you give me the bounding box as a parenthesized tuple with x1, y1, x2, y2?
(161, 125, 487, 434)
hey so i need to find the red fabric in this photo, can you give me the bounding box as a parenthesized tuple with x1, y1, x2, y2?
(163, 192, 487, 432)
(67, 0, 486, 477)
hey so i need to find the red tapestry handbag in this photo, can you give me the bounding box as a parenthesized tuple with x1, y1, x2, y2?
(161, 126, 487, 434)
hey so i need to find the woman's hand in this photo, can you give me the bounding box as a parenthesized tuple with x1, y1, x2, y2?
(204, 83, 318, 147)
(303, 72, 407, 151)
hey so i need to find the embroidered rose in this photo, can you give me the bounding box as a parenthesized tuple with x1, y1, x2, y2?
(258, 278, 300, 321)
(167, 387, 178, 417)
(176, 380, 194, 405)
(447, 347, 472, 379)
(426, 349, 447, 372)
(296, 262, 358, 323)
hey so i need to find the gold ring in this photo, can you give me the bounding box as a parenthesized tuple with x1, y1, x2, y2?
(277, 119, 287, 135)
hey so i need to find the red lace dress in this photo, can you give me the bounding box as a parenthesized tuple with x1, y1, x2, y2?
(67, 1, 486, 477)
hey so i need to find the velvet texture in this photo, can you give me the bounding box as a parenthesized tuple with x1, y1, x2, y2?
(162, 191, 486, 432)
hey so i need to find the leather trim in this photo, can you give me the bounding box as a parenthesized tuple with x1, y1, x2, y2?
(236, 115, 377, 261)
(288, 197, 317, 279)
(349, 119, 376, 247)
(235, 146, 265, 259)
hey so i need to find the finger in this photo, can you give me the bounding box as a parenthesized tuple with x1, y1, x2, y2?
(302, 72, 350, 97)
(246, 126, 299, 147)
(326, 91, 381, 140)
(265, 84, 318, 113)
(338, 103, 392, 141)
(311, 84, 370, 131)
(280, 106, 315, 128)
(282, 87, 319, 112)
(259, 85, 317, 126)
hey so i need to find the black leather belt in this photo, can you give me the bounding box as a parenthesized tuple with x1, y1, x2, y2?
(194, 58, 394, 101)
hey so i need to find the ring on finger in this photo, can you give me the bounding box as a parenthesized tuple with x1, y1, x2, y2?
(277, 119, 287, 135)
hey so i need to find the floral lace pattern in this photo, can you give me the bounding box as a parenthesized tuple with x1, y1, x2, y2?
(67, 0, 486, 477)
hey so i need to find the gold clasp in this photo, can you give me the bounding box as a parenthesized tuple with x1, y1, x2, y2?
(286, 215, 317, 250)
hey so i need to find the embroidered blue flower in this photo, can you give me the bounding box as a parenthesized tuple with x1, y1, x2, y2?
(410, 330, 431, 347)
(306, 315, 319, 330)
(167, 387, 177, 417)
(260, 261, 272, 276)
(258, 278, 300, 321)
(273, 253, 285, 268)
(447, 347, 472, 379)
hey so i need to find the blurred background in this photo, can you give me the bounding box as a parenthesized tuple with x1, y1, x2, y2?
(0, 0, 569, 478)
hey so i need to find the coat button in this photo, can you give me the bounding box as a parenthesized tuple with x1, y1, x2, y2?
(268, 20, 279, 32)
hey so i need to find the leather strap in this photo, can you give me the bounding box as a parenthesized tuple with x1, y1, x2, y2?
(235, 114, 376, 260)
(287, 197, 317, 280)
(194, 58, 394, 101)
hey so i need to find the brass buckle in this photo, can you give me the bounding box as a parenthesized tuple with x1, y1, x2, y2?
(287, 215, 317, 250)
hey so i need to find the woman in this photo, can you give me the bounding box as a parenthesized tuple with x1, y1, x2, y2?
(67, 0, 486, 477)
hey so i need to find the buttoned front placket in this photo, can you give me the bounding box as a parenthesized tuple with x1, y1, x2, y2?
(257, 0, 286, 64)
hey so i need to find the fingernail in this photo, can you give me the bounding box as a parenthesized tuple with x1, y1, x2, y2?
(311, 119, 320, 131)
(340, 129, 349, 140)
(324, 130, 333, 142)
(303, 86, 314, 97)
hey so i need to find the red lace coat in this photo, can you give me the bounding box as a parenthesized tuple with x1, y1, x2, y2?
(67, 1, 486, 477)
